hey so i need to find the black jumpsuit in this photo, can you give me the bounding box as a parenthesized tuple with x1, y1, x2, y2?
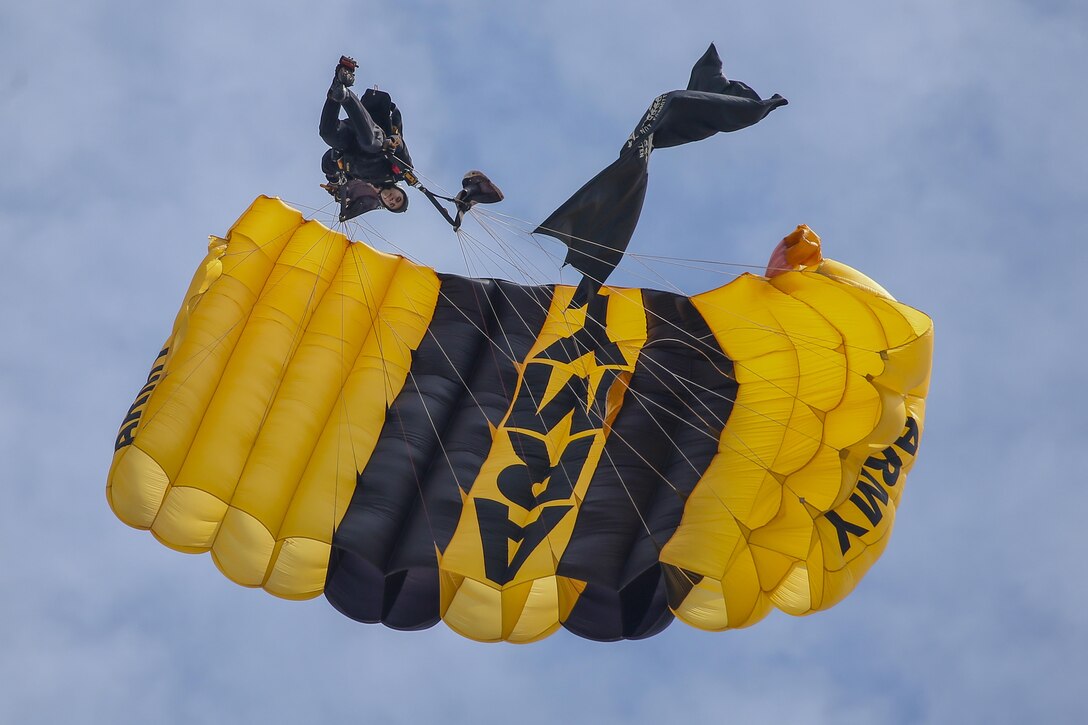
(319, 87, 413, 185)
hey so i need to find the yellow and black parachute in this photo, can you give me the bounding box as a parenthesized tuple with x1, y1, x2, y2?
(108, 196, 931, 642)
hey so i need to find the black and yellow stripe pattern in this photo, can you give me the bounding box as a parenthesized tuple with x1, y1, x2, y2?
(108, 196, 932, 642)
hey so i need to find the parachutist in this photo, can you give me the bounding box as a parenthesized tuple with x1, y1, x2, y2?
(320, 57, 412, 220)
(319, 56, 505, 226)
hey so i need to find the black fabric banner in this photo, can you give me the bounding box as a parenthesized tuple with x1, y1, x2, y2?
(535, 44, 787, 295)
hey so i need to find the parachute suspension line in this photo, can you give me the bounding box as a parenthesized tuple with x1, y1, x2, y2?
(466, 214, 566, 288)
(331, 212, 839, 558)
(596, 440, 672, 558)
(344, 215, 794, 560)
(333, 239, 398, 534)
(324, 229, 366, 544)
(630, 248, 893, 366)
(454, 219, 584, 350)
(334, 242, 347, 547)
(276, 196, 342, 223)
(627, 252, 769, 273)
(347, 215, 412, 405)
(457, 214, 598, 367)
(440, 253, 680, 563)
(343, 220, 694, 507)
(391, 350, 457, 549)
(463, 208, 580, 285)
(473, 230, 841, 470)
(345, 226, 443, 552)
(450, 230, 595, 466)
(636, 339, 826, 453)
(454, 228, 518, 289)
(469, 204, 889, 372)
(322, 193, 881, 410)
(355, 221, 552, 426)
(336, 213, 468, 549)
(345, 217, 593, 548)
(348, 218, 401, 413)
(456, 224, 547, 287)
(602, 257, 836, 454)
(396, 213, 820, 475)
(449, 229, 532, 414)
(463, 222, 840, 458)
(475, 206, 760, 274)
(602, 248, 883, 413)
(462, 214, 589, 355)
(441, 234, 734, 513)
(457, 212, 623, 355)
(628, 253, 712, 298)
(454, 221, 588, 373)
(331, 220, 772, 569)
(341, 223, 447, 551)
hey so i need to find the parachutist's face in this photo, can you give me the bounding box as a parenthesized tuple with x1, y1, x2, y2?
(380, 187, 406, 211)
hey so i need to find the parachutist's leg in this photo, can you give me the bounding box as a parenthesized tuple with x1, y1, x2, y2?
(340, 89, 386, 153)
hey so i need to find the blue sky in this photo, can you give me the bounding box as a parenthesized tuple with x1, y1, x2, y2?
(2, 1, 1086, 723)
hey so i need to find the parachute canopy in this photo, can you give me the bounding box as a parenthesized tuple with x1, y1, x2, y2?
(108, 196, 932, 642)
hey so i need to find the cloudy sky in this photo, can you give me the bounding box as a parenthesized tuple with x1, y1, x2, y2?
(2, 1, 1085, 723)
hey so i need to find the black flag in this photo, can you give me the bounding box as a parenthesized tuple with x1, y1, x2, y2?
(535, 44, 787, 305)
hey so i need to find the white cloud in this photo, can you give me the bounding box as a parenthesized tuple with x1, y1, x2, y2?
(2, 1, 1085, 723)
